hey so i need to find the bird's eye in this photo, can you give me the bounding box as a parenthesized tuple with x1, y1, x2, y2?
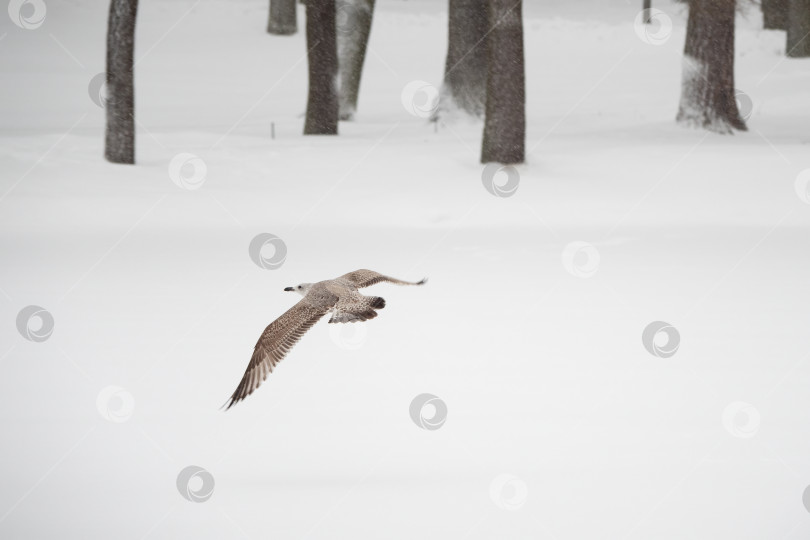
(297, 286, 301, 289)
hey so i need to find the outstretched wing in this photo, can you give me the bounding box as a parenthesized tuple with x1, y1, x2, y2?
(339, 269, 427, 289)
(224, 301, 329, 409)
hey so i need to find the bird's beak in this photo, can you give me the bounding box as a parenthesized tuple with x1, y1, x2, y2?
(284, 287, 294, 292)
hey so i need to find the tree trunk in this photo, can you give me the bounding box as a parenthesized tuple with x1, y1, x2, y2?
(762, 0, 788, 29)
(676, 0, 746, 134)
(643, 0, 652, 23)
(787, 0, 810, 57)
(104, 0, 138, 164)
(268, 0, 297, 35)
(435, 0, 488, 120)
(337, 0, 375, 120)
(481, 0, 525, 164)
(304, 0, 338, 134)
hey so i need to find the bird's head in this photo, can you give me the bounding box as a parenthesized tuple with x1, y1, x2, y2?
(284, 283, 313, 296)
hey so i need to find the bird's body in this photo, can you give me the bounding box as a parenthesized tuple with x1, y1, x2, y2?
(224, 269, 426, 409)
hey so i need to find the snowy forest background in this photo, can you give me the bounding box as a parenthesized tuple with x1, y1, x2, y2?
(2, 0, 810, 538)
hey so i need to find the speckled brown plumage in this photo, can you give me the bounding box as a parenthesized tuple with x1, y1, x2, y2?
(224, 270, 426, 409)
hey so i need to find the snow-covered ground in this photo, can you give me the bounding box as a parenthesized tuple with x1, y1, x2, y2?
(2, 0, 810, 538)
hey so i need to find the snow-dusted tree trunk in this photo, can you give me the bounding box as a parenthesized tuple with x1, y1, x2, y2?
(104, 0, 138, 164)
(337, 0, 375, 120)
(304, 0, 338, 135)
(787, 0, 810, 57)
(435, 0, 488, 120)
(268, 0, 296, 35)
(762, 0, 788, 29)
(676, 0, 746, 134)
(481, 0, 525, 164)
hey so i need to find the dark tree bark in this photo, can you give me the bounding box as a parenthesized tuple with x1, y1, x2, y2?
(304, 0, 338, 134)
(337, 0, 375, 120)
(481, 0, 525, 164)
(762, 0, 788, 29)
(434, 0, 488, 120)
(104, 0, 138, 164)
(787, 0, 810, 57)
(676, 0, 746, 134)
(643, 0, 652, 23)
(268, 0, 297, 35)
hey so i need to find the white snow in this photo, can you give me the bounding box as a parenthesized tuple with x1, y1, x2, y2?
(1, 0, 810, 539)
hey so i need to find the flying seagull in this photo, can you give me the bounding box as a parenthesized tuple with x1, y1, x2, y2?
(224, 269, 426, 409)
